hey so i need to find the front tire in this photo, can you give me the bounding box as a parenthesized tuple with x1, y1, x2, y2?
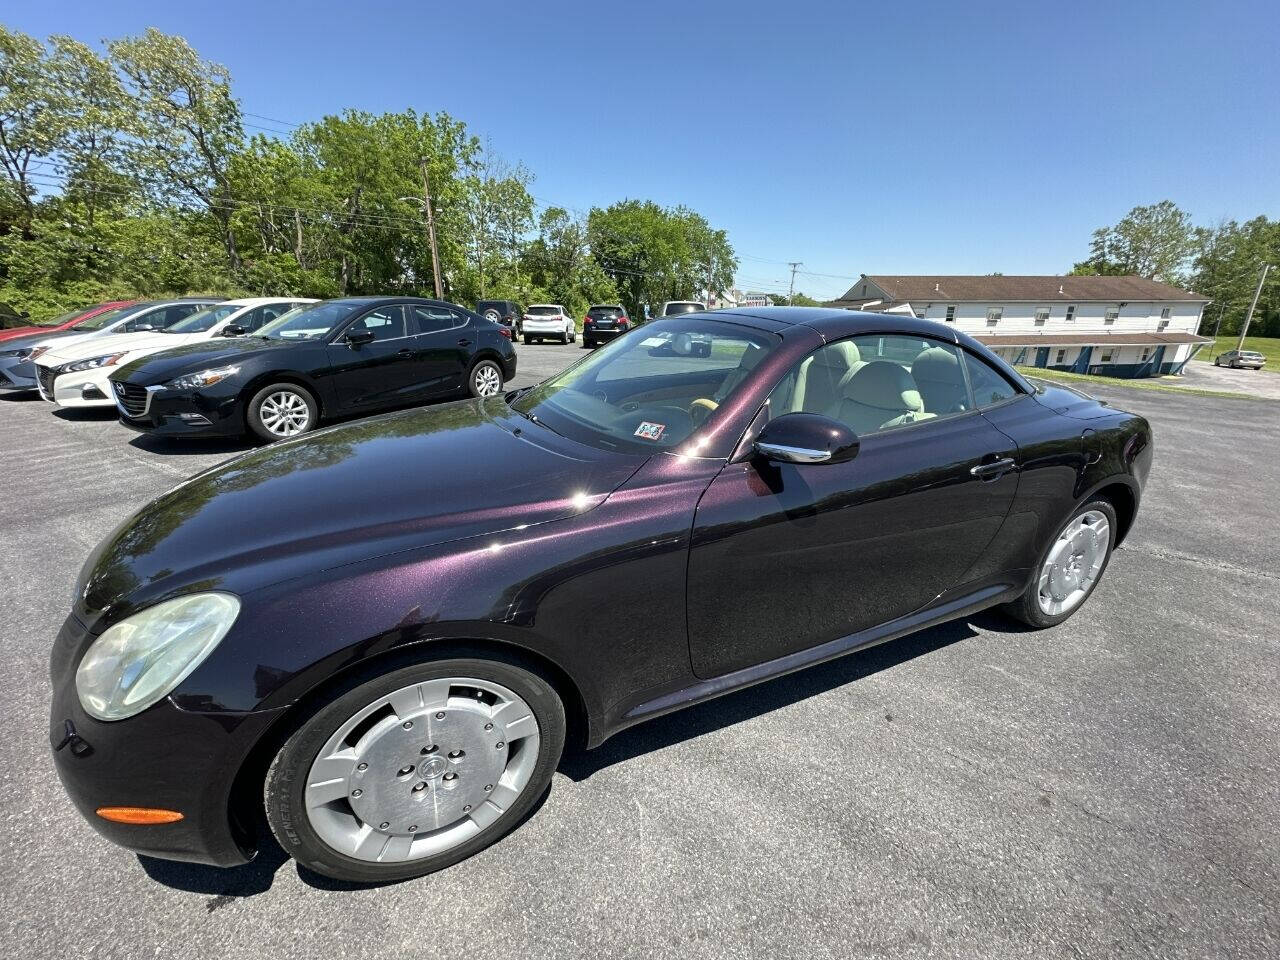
(468, 359, 504, 398)
(247, 382, 318, 442)
(264, 656, 566, 884)
(1003, 498, 1117, 629)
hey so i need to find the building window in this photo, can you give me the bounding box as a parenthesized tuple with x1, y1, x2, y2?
(1055, 349, 1066, 364)
(1158, 319, 1169, 332)
(1140, 347, 1151, 361)
(945, 305, 955, 323)
(1034, 307, 1049, 325)
(1160, 307, 1171, 319)
(1104, 307, 1119, 324)
(986, 307, 1002, 325)
(1065, 305, 1076, 322)
(1100, 348, 1115, 363)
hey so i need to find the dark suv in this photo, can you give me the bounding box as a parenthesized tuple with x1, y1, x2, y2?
(475, 300, 524, 336)
(582, 304, 632, 348)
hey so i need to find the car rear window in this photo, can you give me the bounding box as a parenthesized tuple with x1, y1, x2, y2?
(527, 306, 561, 316)
(663, 303, 702, 315)
(588, 307, 623, 318)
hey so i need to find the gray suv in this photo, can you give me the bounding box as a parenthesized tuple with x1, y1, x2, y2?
(1215, 349, 1266, 370)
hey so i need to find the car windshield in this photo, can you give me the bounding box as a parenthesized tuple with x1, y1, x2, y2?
(510, 317, 778, 454)
(526, 306, 561, 316)
(163, 303, 243, 334)
(663, 303, 703, 315)
(257, 300, 361, 340)
(31, 308, 85, 328)
(76, 304, 148, 331)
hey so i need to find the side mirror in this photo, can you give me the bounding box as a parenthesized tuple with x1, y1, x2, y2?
(754, 412, 859, 465)
(345, 328, 375, 347)
(221, 324, 246, 337)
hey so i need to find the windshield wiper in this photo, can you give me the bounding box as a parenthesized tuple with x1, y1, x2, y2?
(516, 409, 563, 437)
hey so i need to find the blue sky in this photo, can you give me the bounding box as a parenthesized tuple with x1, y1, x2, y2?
(13, 0, 1280, 300)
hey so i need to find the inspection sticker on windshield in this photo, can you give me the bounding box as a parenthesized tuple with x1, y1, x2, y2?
(634, 421, 666, 441)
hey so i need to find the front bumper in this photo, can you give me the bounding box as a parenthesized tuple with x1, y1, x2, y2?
(42, 366, 118, 407)
(112, 379, 247, 438)
(0, 357, 37, 390)
(48, 614, 284, 867)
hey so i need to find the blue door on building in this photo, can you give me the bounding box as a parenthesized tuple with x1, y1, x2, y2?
(1034, 347, 1050, 368)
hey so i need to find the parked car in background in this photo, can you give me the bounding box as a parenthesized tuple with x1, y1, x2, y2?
(0, 301, 27, 331)
(31, 299, 226, 404)
(1214, 349, 1266, 370)
(109, 297, 516, 441)
(0, 304, 141, 393)
(51, 308, 1151, 883)
(31, 298, 312, 409)
(0, 300, 135, 344)
(520, 304, 577, 344)
(582, 304, 632, 348)
(657, 300, 706, 318)
(475, 300, 524, 336)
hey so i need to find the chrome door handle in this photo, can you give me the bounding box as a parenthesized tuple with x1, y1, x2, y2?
(970, 457, 1016, 480)
(457, 338, 473, 347)
(397, 348, 412, 358)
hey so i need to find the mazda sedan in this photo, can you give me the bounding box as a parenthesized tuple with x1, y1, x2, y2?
(51, 308, 1151, 884)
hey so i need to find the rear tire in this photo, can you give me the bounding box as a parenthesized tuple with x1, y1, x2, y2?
(263, 656, 566, 884)
(467, 359, 504, 398)
(523, 333, 532, 345)
(583, 338, 594, 349)
(1003, 498, 1117, 629)
(247, 382, 318, 442)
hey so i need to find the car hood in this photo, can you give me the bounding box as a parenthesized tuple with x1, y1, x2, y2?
(0, 328, 83, 351)
(39, 330, 199, 364)
(74, 398, 646, 628)
(111, 336, 302, 384)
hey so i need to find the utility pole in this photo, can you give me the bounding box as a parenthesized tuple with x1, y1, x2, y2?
(1236, 262, 1271, 350)
(420, 158, 443, 299)
(787, 262, 802, 306)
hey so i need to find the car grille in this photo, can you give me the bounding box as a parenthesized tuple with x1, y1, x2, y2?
(0, 369, 10, 386)
(112, 380, 149, 417)
(36, 364, 58, 400)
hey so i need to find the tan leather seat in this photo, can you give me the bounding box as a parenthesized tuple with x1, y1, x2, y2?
(794, 340, 863, 415)
(912, 346, 967, 414)
(831, 360, 931, 434)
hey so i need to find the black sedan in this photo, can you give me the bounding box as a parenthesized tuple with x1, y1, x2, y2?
(108, 297, 517, 441)
(52, 308, 1151, 883)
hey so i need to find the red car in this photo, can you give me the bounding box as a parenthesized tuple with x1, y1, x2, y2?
(0, 300, 136, 344)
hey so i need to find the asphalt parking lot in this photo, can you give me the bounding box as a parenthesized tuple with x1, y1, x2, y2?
(2, 345, 1277, 960)
(1183, 360, 1280, 400)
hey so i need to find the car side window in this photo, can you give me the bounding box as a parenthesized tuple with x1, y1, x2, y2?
(242, 303, 294, 332)
(768, 335, 971, 437)
(963, 351, 1019, 408)
(348, 305, 407, 341)
(413, 305, 465, 334)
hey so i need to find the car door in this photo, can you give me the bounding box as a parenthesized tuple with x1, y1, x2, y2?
(407, 304, 473, 397)
(686, 333, 1021, 679)
(324, 304, 422, 410)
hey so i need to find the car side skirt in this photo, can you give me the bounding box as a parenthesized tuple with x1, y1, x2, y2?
(603, 575, 1025, 743)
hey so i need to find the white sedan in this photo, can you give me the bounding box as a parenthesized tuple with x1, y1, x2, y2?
(34, 297, 313, 408)
(520, 304, 577, 344)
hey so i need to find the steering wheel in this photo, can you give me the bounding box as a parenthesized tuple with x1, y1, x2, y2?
(690, 397, 717, 424)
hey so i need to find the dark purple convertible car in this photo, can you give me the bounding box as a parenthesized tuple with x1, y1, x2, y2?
(50, 308, 1151, 883)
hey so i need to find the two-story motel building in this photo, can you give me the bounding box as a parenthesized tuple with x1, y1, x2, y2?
(825, 274, 1212, 378)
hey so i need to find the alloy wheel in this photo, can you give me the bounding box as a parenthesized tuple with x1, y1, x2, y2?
(258, 390, 311, 437)
(473, 364, 502, 397)
(1036, 509, 1110, 616)
(303, 677, 540, 863)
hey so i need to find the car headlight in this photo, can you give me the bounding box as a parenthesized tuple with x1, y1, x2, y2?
(162, 365, 240, 391)
(0, 346, 31, 358)
(75, 592, 241, 721)
(64, 352, 126, 373)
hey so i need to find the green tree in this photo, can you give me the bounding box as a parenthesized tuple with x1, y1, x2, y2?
(1071, 200, 1197, 282)
(587, 200, 736, 319)
(1191, 216, 1280, 337)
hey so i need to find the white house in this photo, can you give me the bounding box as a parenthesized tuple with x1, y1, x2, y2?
(825, 275, 1213, 378)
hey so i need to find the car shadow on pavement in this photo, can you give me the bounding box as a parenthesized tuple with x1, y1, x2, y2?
(559, 611, 1022, 781)
(128, 433, 254, 457)
(51, 407, 117, 422)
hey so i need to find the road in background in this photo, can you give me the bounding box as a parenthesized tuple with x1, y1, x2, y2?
(2, 348, 1277, 960)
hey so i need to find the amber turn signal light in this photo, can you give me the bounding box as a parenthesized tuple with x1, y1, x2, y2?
(95, 806, 184, 825)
